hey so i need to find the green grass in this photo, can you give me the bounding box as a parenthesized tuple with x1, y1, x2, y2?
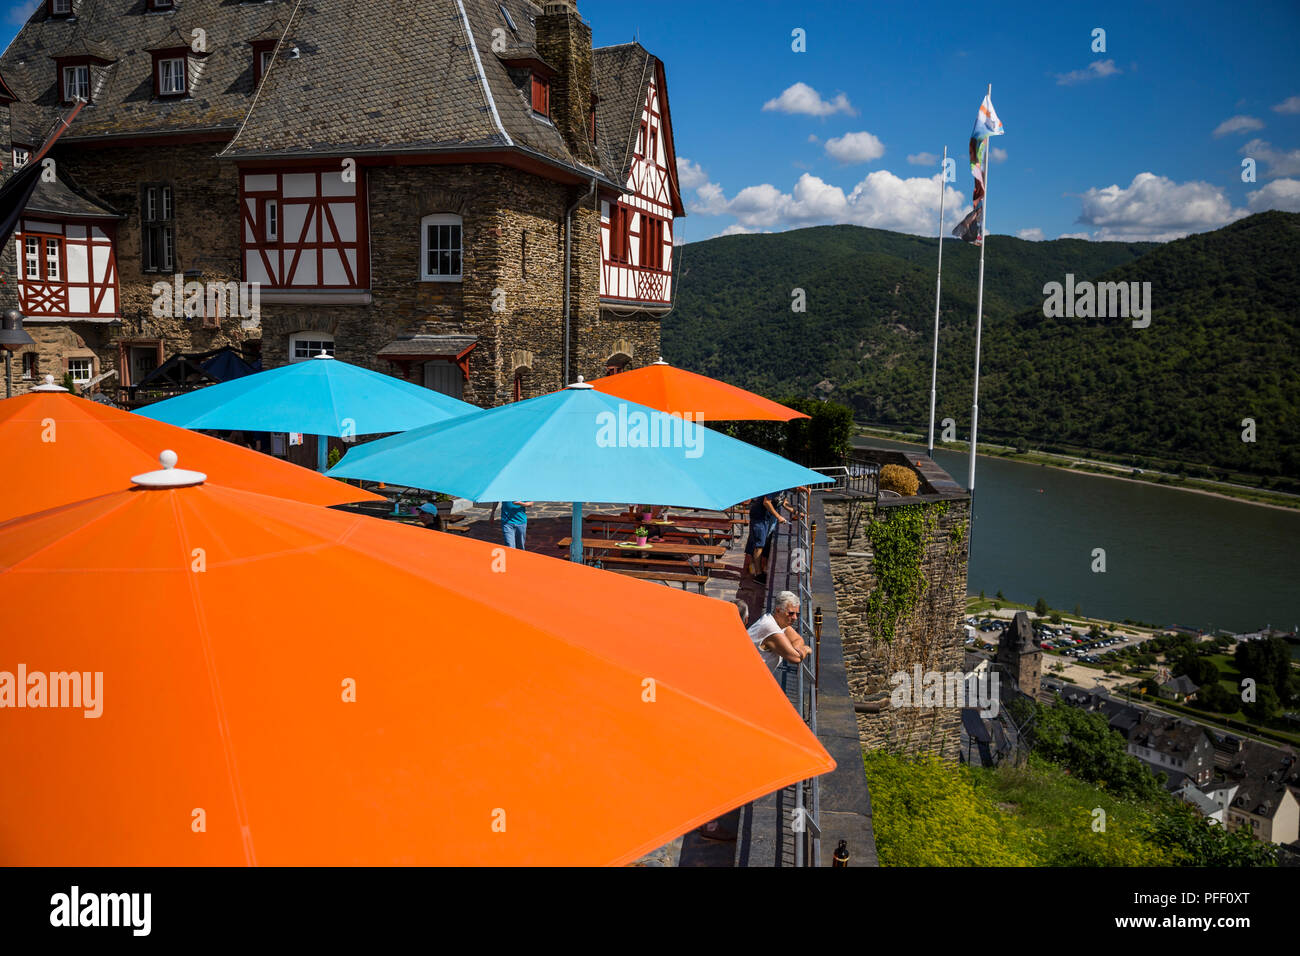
(862, 751, 1174, 866)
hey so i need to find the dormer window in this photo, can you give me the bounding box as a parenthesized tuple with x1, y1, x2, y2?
(158, 56, 186, 96)
(49, 0, 72, 17)
(147, 0, 175, 10)
(530, 73, 550, 118)
(61, 64, 90, 103)
(252, 40, 277, 87)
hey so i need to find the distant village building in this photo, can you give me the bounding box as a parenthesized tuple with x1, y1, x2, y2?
(994, 611, 1041, 700)
(0, 1, 682, 431)
(1220, 740, 1300, 845)
(1158, 674, 1199, 702)
(1125, 712, 1215, 788)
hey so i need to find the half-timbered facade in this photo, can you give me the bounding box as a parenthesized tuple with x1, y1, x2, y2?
(595, 47, 684, 314)
(0, 0, 682, 418)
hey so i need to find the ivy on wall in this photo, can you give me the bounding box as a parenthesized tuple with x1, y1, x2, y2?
(864, 503, 947, 642)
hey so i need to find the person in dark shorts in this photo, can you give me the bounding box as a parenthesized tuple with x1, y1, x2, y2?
(744, 492, 788, 585)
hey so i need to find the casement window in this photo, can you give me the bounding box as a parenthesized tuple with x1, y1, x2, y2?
(24, 237, 40, 279)
(21, 353, 38, 381)
(421, 213, 462, 281)
(12, 148, 30, 169)
(290, 332, 334, 362)
(635, 122, 646, 158)
(142, 183, 175, 272)
(648, 126, 658, 165)
(49, 0, 72, 17)
(531, 73, 550, 117)
(158, 56, 186, 96)
(642, 216, 664, 270)
(608, 205, 632, 264)
(263, 199, 278, 242)
(45, 238, 61, 280)
(68, 357, 93, 384)
(62, 64, 90, 103)
(148, 0, 175, 10)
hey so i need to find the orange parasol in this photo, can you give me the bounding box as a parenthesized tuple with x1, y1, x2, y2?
(0, 379, 382, 521)
(588, 359, 810, 421)
(0, 453, 833, 865)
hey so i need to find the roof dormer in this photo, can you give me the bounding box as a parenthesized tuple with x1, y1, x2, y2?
(148, 28, 210, 99)
(47, 0, 74, 19)
(146, 0, 176, 12)
(50, 39, 115, 105)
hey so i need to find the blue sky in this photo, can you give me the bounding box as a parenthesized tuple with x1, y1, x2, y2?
(583, 0, 1300, 243)
(4, 0, 1297, 243)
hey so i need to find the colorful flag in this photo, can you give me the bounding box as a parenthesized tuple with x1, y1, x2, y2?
(953, 93, 1005, 244)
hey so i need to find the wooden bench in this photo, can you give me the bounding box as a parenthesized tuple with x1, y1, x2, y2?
(595, 554, 695, 572)
(608, 567, 709, 593)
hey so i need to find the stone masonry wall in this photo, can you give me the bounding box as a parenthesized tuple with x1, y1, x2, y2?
(823, 491, 970, 760)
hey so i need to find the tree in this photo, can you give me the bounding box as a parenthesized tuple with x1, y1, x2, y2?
(1196, 683, 1237, 714)
(1034, 597, 1049, 617)
(1151, 802, 1278, 867)
(996, 590, 1005, 601)
(1027, 702, 1166, 802)
(1243, 685, 1281, 722)
(1050, 612, 1062, 625)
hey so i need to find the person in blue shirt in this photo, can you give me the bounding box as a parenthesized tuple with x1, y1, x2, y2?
(500, 500, 532, 549)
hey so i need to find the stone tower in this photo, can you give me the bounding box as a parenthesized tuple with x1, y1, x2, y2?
(995, 612, 1042, 700)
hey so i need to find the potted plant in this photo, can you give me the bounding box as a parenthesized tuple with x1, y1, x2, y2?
(433, 492, 454, 517)
(634, 526, 649, 546)
(639, 508, 652, 522)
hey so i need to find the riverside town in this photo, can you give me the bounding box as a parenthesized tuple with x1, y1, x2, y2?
(0, 0, 1295, 925)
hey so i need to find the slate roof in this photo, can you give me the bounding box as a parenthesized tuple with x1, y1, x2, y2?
(0, 1, 650, 192)
(592, 42, 652, 184)
(376, 334, 479, 358)
(0, 0, 292, 141)
(1129, 713, 1212, 758)
(23, 174, 120, 219)
(1161, 675, 1200, 695)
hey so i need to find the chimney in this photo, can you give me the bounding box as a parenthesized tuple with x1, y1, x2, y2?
(534, 1, 597, 164)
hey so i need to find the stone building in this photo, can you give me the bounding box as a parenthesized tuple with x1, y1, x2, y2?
(994, 611, 1041, 701)
(0, 0, 682, 415)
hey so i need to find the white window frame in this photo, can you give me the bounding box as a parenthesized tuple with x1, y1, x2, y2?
(159, 57, 186, 96)
(12, 148, 30, 169)
(21, 352, 37, 381)
(50, 0, 71, 15)
(264, 199, 278, 242)
(63, 65, 90, 103)
(68, 358, 93, 384)
(45, 238, 60, 281)
(260, 49, 274, 76)
(24, 237, 40, 280)
(290, 332, 334, 363)
(420, 213, 463, 282)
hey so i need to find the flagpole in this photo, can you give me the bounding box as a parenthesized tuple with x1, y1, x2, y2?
(927, 145, 948, 459)
(968, 84, 991, 494)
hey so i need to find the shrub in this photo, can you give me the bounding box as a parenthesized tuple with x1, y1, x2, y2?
(879, 463, 920, 496)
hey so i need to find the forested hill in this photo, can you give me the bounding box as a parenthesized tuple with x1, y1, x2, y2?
(663, 211, 1299, 477)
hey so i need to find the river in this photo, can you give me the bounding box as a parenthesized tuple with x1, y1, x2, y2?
(855, 437, 1300, 635)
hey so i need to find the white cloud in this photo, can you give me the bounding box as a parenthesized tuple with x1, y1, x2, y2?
(1240, 138, 1300, 178)
(714, 224, 761, 238)
(1058, 232, 1094, 240)
(807, 134, 820, 144)
(690, 180, 729, 216)
(991, 147, 1007, 163)
(1247, 178, 1300, 213)
(762, 82, 856, 117)
(1271, 95, 1300, 114)
(697, 170, 969, 237)
(907, 152, 939, 166)
(1212, 115, 1264, 137)
(1075, 172, 1247, 241)
(6, 0, 38, 26)
(1016, 228, 1045, 241)
(676, 157, 709, 191)
(1055, 59, 1122, 86)
(824, 131, 885, 164)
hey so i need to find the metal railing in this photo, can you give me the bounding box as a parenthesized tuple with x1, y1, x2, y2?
(766, 487, 821, 866)
(811, 460, 879, 497)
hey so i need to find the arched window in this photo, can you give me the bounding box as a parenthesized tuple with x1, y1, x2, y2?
(421, 213, 462, 281)
(289, 331, 334, 362)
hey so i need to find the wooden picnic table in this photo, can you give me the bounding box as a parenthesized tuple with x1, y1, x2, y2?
(583, 511, 741, 545)
(558, 536, 726, 574)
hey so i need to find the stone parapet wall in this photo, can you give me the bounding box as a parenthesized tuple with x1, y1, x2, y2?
(822, 475, 970, 759)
